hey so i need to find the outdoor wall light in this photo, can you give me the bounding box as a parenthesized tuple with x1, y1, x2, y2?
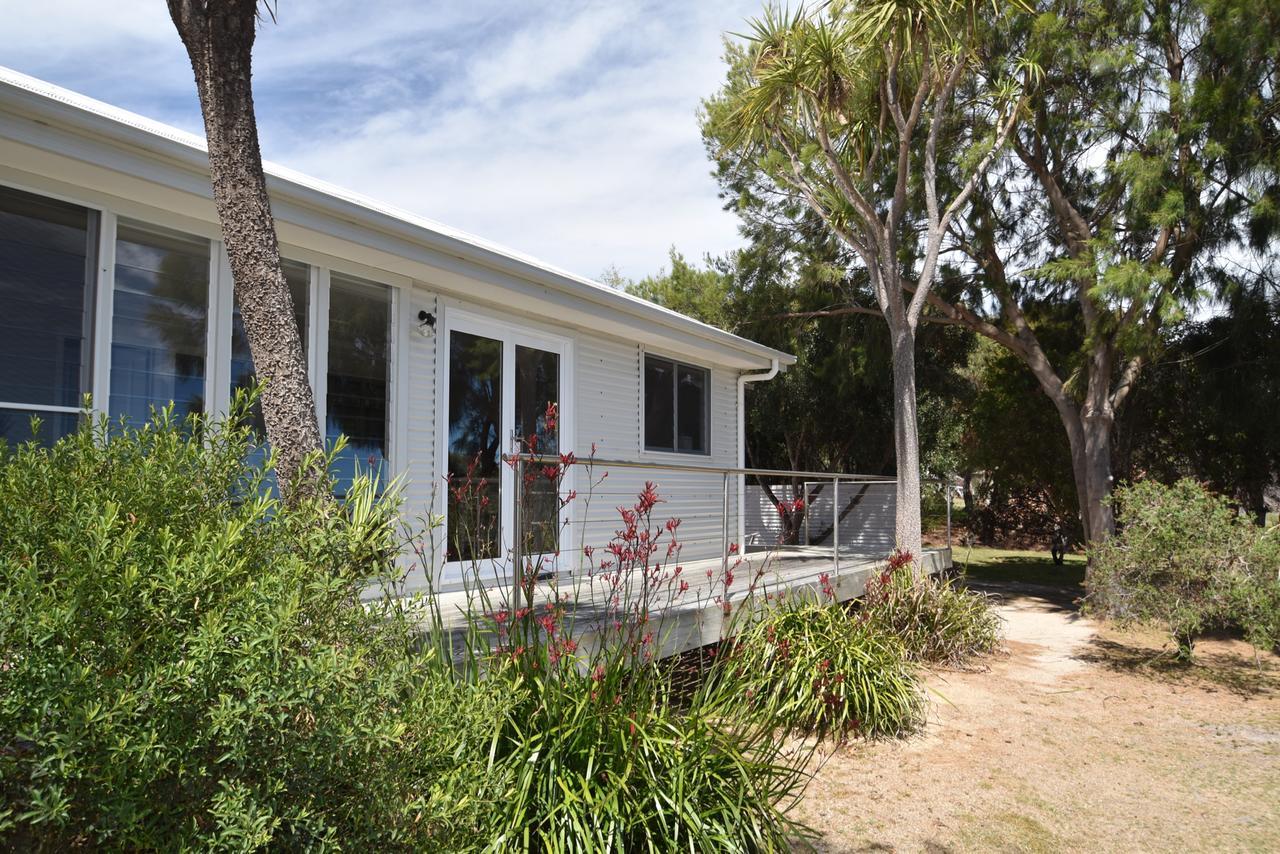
(417, 310, 436, 329)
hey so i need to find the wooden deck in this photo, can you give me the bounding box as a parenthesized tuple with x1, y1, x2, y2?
(421, 546, 953, 661)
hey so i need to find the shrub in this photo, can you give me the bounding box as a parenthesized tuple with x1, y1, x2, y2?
(486, 658, 809, 852)
(439, 465, 813, 851)
(861, 551, 1002, 666)
(0, 405, 507, 850)
(1086, 478, 1280, 659)
(707, 598, 925, 740)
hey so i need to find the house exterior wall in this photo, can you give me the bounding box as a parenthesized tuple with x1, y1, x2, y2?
(0, 72, 781, 594)
(394, 290, 744, 591)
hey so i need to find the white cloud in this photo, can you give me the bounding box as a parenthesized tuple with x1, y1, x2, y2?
(0, 0, 764, 279)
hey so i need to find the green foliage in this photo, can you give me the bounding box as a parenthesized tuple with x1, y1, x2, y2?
(485, 657, 808, 852)
(625, 248, 733, 329)
(1117, 286, 1280, 525)
(861, 558, 1003, 666)
(440, 469, 813, 851)
(0, 405, 506, 850)
(961, 335, 1079, 541)
(1086, 479, 1280, 659)
(707, 598, 925, 740)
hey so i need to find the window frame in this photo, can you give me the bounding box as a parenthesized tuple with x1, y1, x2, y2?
(642, 352, 711, 456)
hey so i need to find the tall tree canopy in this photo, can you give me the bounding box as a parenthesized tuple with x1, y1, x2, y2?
(920, 0, 1280, 548)
(704, 0, 1029, 557)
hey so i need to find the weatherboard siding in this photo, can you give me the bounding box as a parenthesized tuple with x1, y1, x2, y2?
(570, 331, 741, 566)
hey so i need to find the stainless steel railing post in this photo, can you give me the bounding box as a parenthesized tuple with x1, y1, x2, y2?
(512, 454, 523, 613)
(832, 477, 840, 580)
(946, 481, 952, 550)
(721, 470, 730, 578)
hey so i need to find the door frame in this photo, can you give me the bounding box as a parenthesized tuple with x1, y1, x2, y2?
(436, 304, 575, 589)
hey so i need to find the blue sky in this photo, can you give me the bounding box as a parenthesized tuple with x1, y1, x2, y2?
(1, 0, 762, 280)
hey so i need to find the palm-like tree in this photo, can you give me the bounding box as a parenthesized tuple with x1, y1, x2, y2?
(167, 0, 323, 500)
(706, 0, 1030, 556)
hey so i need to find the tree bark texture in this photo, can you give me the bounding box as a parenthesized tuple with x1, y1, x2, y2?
(168, 0, 324, 499)
(890, 325, 923, 558)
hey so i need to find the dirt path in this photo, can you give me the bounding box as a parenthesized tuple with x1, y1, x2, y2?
(795, 583, 1280, 853)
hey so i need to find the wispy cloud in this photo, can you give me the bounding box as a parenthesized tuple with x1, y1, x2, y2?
(1, 0, 760, 280)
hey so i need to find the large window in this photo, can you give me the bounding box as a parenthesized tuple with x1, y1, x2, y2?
(109, 221, 210, 426)
(326, 274, 391, 491)
(643, 354, 709, 454)
(0, 185, 97, 446)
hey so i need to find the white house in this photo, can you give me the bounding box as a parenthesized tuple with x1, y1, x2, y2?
(0, 67, 796, 591)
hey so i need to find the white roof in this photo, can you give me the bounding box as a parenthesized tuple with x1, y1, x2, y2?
(0, 65, 794, 369)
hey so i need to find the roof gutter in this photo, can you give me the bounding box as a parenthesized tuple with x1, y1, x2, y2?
(736, 358, 782, 549)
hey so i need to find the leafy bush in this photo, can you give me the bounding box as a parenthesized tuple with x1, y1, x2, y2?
(707, 598, 924, 740)
(433, 466, 812, 851)
(486, 656, 808, 852)
(861, 551, 1002, 666)
(0, 405, 507, 850)
(1086, 478, 1280, 659)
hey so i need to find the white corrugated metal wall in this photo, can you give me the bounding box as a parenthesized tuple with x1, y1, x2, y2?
(397, 293, 744, 587)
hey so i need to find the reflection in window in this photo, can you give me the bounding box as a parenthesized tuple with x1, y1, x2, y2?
(447, 331, 502, 563)
(643, 357, 674, 451)
(109, 221, 210, 426)
(0, 409, 80, 449)
(676, 364, 708, 453)
(230, 258, 309, 441)
(644, 355, 709, 454)
(0, 185, 96, 445)
(326, 274, 390, 493)
(515, 344, 560, 556)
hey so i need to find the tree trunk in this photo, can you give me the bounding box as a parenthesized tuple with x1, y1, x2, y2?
(168, 0, 324, 500)
(890, 324, 923, 559)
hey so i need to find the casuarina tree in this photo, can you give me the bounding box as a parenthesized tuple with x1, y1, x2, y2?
(705, 1, 1030, 557)
(921, 0, 1280, 549)
(167, 0, 324, 498)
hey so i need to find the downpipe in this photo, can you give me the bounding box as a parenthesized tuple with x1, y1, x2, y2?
(737, 358, 781, 552)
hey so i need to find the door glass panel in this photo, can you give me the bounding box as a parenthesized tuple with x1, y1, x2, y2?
(109, 221, 209, 426)
(515, 345, 560, 556)
(447, 330, 503, 562)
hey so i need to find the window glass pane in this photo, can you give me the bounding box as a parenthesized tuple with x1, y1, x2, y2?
(109, 221, 209, 426)
(0, 408, 80, 449)
(676, 364, 708, 454)
(447, 330, 503, 563)
(516, 345, 560, 556)
(644, 356, 674, 451)
(230, 259, 309, 433)
(0, 185, 95, 411)
(326, 274, 390, 493)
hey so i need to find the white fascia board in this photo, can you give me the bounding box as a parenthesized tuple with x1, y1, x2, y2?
(0, 66, 796, 372)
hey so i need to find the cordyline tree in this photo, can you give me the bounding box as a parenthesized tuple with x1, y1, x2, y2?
(168, 0, 324, 498)
(921, 0, 1280, 548)
(705, 0, 1030, 557)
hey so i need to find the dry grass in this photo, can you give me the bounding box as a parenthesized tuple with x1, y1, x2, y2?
(792, 582, 1280, 853)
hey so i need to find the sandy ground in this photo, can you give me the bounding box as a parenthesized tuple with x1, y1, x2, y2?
(794, 582, 1280, 853)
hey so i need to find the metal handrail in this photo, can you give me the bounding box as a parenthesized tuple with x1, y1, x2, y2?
(504, 453, 954, 584)
(503, 452, 902, 483)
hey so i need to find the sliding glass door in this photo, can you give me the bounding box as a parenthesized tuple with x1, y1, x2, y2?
(442, 314, 567, 584)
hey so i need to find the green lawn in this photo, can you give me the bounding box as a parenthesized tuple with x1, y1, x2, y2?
(954, 545, 1086, 589)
